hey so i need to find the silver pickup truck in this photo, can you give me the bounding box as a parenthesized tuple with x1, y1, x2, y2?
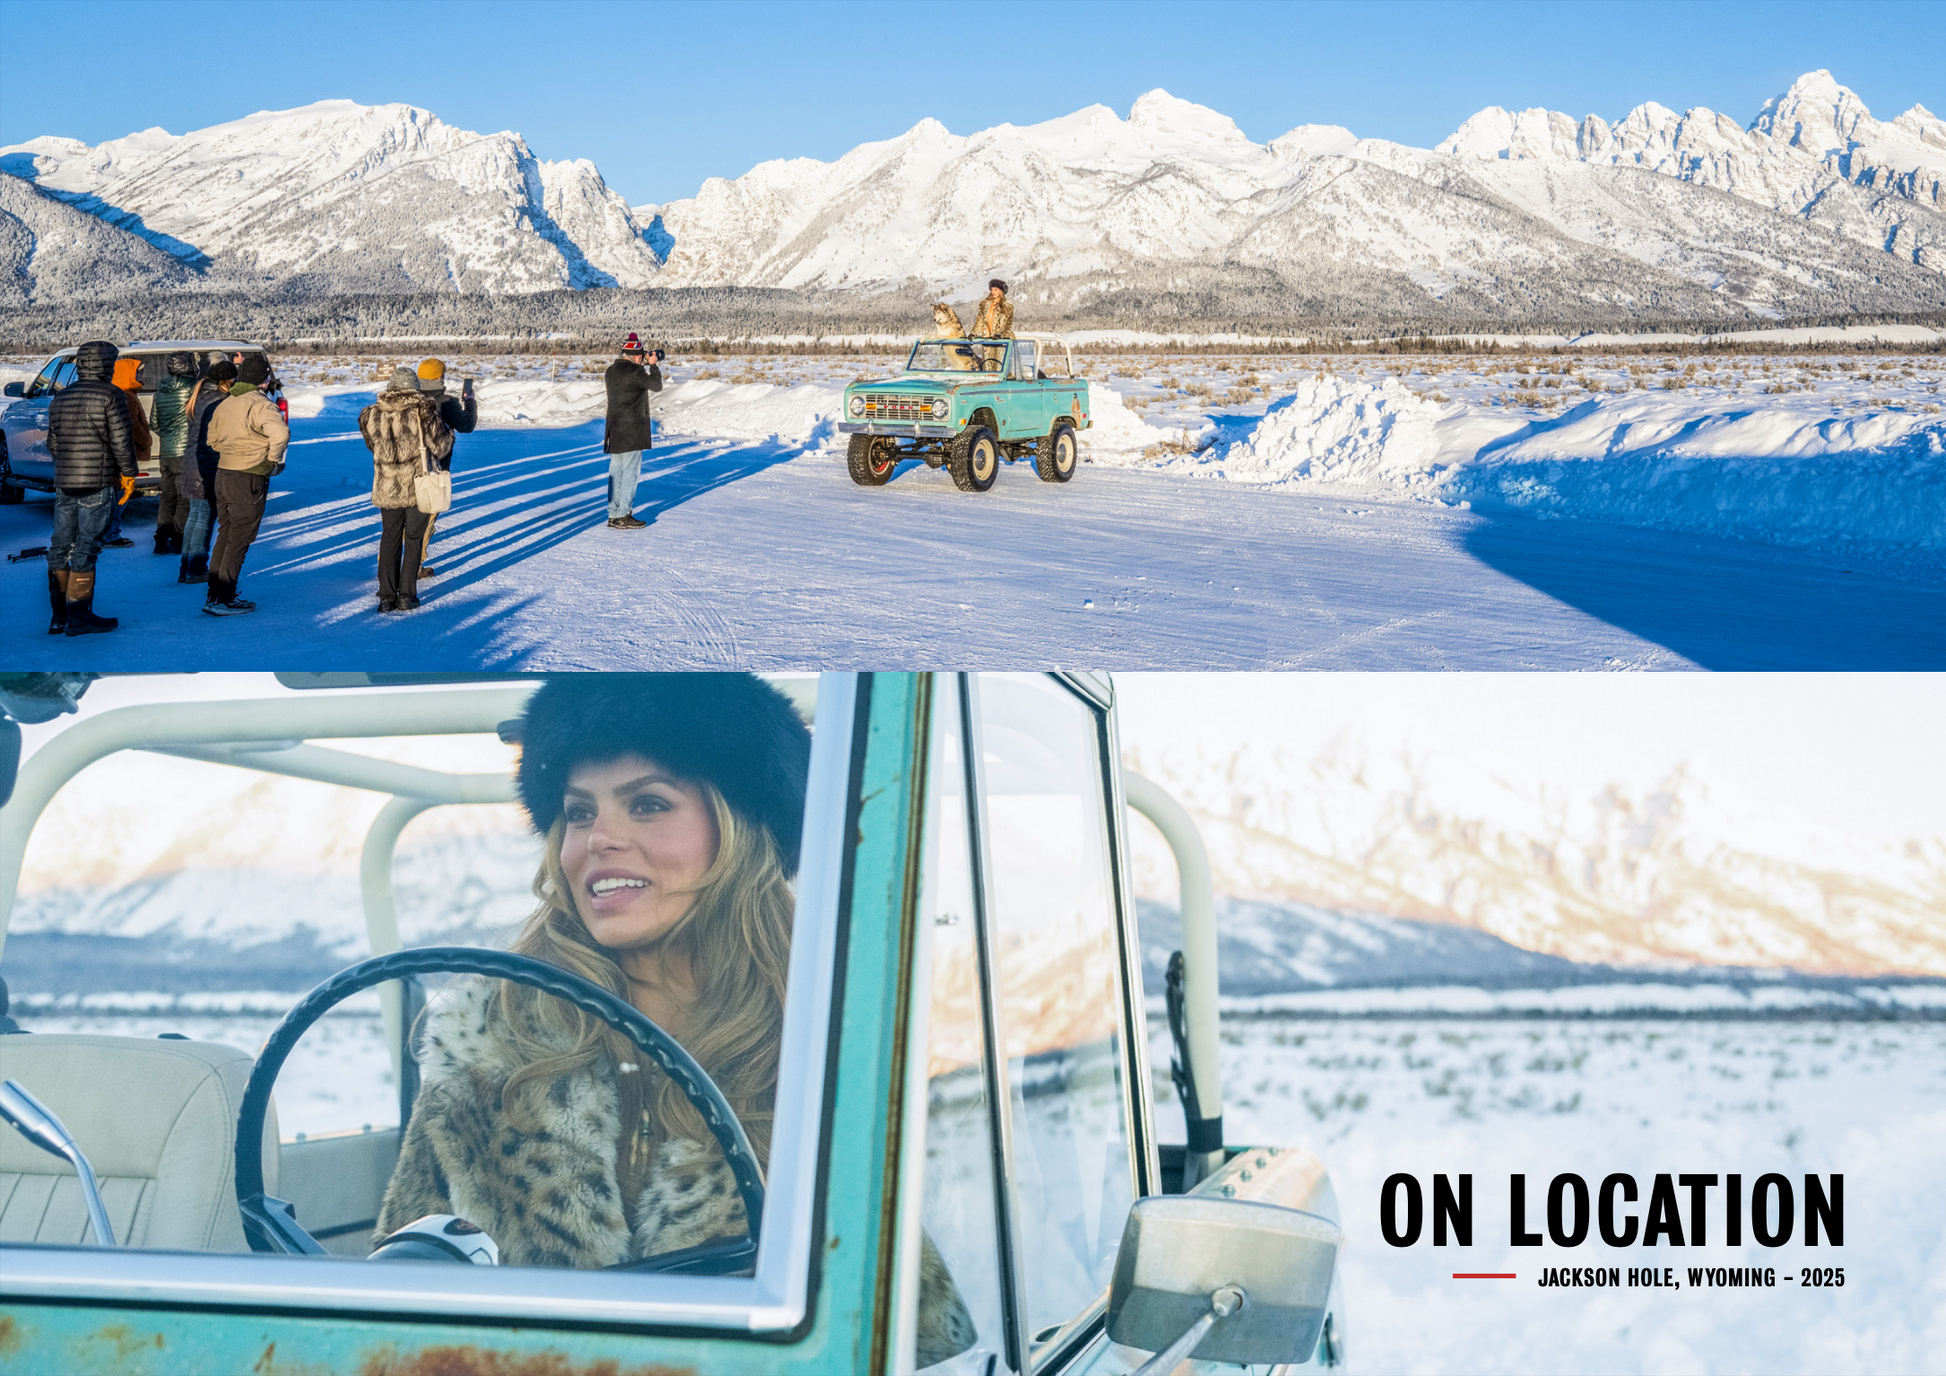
(1, 339, 279, 503)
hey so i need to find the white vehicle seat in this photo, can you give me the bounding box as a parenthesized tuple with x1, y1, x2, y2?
(0, 1034, 279, 1252)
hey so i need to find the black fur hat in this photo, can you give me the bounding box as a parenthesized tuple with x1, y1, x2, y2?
(513, 674, 812, 874)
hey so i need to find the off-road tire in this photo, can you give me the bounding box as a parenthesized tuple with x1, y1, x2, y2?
(947, 426, 1000, 493)
(0, 482, 23, 506)
(847, 434, 898, 487)
(1034, 425, 1078, 483)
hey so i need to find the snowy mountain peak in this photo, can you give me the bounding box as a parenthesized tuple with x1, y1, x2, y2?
(1126, 89, 1250, 145)
(1268, 123, 1359, 158)
(1437, 105, 1581, 160)
(1751, 68, 1875, 154)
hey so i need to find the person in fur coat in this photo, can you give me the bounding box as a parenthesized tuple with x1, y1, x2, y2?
(357, 367, 452, 611)
(374, 674, 976, 1365)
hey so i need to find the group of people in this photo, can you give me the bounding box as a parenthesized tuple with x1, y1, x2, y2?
(44, 342, 287, 635)
(38, 307, 977, 632)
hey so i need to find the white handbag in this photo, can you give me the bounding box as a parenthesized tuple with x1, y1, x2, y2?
(414, 461, 451, 515)
(413, 412, 452, 514)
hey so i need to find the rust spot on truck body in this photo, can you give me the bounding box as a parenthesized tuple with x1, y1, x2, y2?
(0, 1315, 23, 1357)
(89, 1324, 165, 1360)
(359, 1346, 696, 1376)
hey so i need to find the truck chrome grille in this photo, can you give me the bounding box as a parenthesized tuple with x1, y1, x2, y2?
(860, 394, 936, 421)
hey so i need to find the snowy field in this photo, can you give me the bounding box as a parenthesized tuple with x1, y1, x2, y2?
(2, 350, 1941, 669)
(1169, 1016, 1946, 1375)
(22, 1004, 1942, 1373)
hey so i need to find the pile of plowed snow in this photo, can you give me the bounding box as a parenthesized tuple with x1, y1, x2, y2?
(1172, 374, 1439, 487)
(284, 377, 846, 445)
(1124, 374, 1946, 554)
(1440, 393, 1946, 553)
(1079, 381, 1184, 457)
(463, 376, 846, 441)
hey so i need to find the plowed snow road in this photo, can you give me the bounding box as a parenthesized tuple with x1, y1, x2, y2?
(4, 404, 1940, 669)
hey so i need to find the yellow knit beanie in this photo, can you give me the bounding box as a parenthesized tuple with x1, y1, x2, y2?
(417, 358, 446, 381)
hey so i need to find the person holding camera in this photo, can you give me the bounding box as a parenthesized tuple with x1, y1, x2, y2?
(602, 333, 663, 530)
(412, 357, 476, 577)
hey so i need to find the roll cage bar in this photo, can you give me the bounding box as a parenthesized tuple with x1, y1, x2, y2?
(0, 677, 1223, 1177)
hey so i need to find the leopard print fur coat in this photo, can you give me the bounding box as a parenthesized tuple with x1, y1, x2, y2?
(375, 976, 977, 1366)
(375, 975, 747, 1268)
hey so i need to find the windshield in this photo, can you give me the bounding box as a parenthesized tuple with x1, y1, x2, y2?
(0, 672, 838, 1315)
(25, 355, 74, 399)
(907, 339, 995, 374)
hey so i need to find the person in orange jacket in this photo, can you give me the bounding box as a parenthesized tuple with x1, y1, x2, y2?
(104, 357, 152, 548)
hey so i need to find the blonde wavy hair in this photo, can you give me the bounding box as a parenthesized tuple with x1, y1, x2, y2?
(492, 776, 794, 1184)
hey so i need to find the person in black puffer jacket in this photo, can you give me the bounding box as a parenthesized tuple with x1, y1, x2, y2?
(176, 356, 236, 585)
(44, 340, 136, 636)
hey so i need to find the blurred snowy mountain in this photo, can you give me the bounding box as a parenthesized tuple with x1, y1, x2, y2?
(1125, 731, 1946, 979)
(2, 71, 1941, 318)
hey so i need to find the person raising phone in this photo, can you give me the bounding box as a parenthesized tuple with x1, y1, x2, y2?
(602, 333, 664, 531)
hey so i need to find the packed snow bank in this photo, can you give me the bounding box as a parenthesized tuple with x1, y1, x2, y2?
(1080, 379, 1189, 457)
(283, 384, 374, 420)
(1184, 374, 1441, 487)
(654, 378, 843, 445)
(283, 377, 846, 446)
(1447, 393, 1946, 552)
(1144, 375, 1946, 553)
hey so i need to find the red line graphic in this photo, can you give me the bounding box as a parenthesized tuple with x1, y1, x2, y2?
(1453, 1273, 1517, 1279)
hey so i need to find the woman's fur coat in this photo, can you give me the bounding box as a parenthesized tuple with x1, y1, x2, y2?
(375, 976, 747, 1268)
(358, 388, 454, 511)
(375, 976, 978, 1365)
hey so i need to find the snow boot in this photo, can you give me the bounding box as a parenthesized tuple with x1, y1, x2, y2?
(63, 570, 119, 636)
(47, 568, 69, 634)
(178, 553, 208, 584)
(152, 527, 173, 555)
(167, 529, 183, 554)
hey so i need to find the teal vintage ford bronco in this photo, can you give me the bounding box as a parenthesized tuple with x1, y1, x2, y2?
(0, 672, 1344, 1376)
(841, 335, 1091, 492)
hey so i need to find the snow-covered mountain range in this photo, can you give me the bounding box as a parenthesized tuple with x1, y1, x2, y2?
(1, 101, 662, 299)
(1, 71, 1942, 320)
(645, 72, 1946, 314)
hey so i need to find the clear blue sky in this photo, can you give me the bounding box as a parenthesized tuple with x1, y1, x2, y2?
(1, 0, 1938, 207)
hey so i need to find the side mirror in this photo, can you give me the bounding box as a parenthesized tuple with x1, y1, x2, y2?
(2, 382, 22, 397)
(1107, 1194, 1340, 1368)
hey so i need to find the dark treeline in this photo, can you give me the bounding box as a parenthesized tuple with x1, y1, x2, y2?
(4, 287, 1943, 354)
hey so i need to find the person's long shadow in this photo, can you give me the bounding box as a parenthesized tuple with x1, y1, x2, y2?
(253, 396, 797, 608)
(1460, 512, 1946, 669)
(426, 431, 798, 599)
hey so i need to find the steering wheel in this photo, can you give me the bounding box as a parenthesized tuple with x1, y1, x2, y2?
(234, 947, 765, 1275)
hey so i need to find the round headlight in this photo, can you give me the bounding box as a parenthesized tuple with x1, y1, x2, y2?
(930, 397, 949, 419)
(848, 394, 865, 418)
